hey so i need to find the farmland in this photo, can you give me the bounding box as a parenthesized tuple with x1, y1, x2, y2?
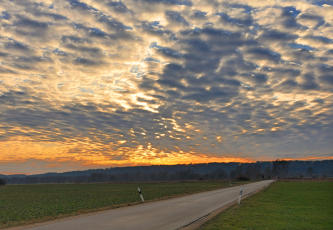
(0, 180, 243, 228)
(200, 181, 333, 230)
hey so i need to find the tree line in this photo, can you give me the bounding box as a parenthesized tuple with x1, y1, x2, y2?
(1, 160, 332, 184)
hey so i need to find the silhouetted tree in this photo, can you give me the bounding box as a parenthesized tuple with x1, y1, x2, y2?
(272, 160, 289, 178)
(246, 163, 261, 180)
(0, 178, 6, 186)
(306, 167, 313, 178)
(264, 166, 272, 179)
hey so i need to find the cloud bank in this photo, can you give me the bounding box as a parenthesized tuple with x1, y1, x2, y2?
(0, 0, 332, 173)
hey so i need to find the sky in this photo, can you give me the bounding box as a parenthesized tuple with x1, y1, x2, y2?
(0, 0, 332, 175)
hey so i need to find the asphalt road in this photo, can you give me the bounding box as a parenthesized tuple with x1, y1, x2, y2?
(16, 180, 274, 230)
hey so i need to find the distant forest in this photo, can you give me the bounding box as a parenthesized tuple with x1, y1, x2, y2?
(1, 160, 332, 184)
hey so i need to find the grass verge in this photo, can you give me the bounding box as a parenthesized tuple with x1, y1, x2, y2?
(200, 181, 333, 230)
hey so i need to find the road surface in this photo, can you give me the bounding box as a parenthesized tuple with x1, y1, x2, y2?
(15, 180, 274, 230)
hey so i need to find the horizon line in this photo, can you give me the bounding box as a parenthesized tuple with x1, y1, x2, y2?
(2, 157, 333, 176)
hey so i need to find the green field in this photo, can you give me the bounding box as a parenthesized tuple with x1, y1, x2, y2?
(201, 181, 333, 230)
(0, 180, 243, 228)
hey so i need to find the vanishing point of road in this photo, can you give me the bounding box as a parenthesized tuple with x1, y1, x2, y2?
(13, 180, 274, 230)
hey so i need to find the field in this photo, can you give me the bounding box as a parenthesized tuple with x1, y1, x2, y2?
(0, 180, 244, 228)
(200, 181, 333, 230)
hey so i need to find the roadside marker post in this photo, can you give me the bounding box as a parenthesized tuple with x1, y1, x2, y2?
(137, 187, 144, 202)
(238, 187, 243, 205)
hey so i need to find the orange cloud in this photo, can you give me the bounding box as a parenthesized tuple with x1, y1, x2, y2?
(0, 135, 253, 173)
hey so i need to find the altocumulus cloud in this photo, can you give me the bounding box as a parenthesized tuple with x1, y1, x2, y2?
(0, 0, 332, 173)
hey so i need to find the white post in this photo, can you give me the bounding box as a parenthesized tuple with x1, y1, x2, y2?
(137, 187, 144, 202)
(238, 187, 243, 205)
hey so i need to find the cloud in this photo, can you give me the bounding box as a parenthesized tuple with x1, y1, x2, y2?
(0, 0, 332, 173)
(138, 0, 192, 6)
(165, 11, 189, 26)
